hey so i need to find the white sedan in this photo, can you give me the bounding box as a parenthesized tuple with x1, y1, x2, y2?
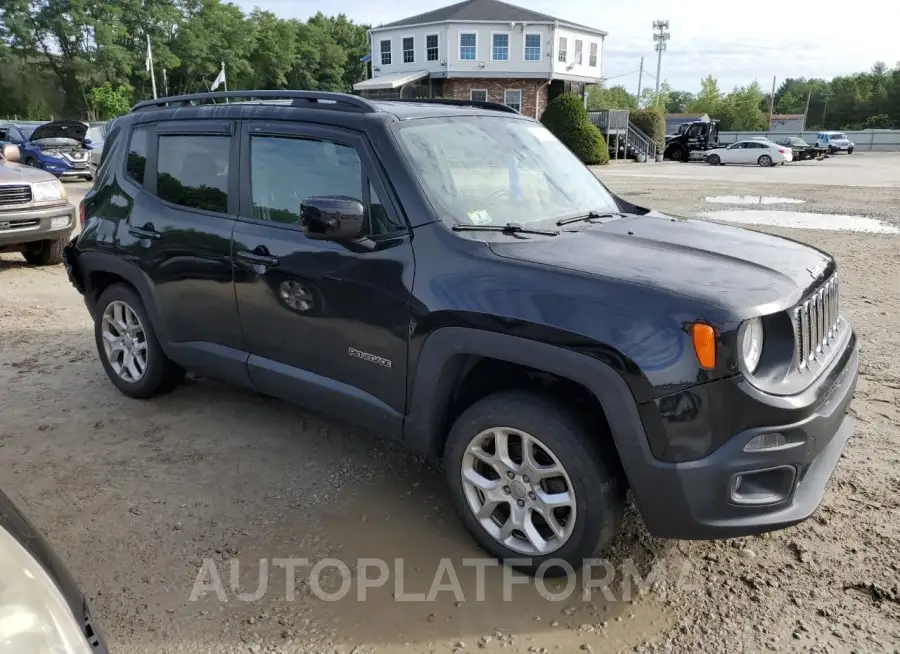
(705, 140, 793, 167)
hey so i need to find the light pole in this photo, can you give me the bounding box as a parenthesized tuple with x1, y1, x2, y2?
(652, 20, 670, 107)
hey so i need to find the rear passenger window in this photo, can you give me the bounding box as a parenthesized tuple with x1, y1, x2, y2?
(156, 135, 230, 214)
(126, 127, 150, 184)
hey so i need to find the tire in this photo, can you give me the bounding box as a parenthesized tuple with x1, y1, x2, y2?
(668, 147, 685, 162)
(758, 155, 773, 167)
(707, 154, 721, 166)
(22, 237, 66, 266)
(94, 283, 185, 399)
(847, 148, 854, 155)
(444, 389, 625, 577)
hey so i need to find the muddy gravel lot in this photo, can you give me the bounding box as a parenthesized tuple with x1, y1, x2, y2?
(1, 154, 899, 654)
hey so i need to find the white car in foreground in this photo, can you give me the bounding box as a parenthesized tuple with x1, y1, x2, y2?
(705, 140, 793, 167)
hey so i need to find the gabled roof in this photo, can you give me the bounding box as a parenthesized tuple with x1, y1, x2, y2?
(372, 0, 607, 36)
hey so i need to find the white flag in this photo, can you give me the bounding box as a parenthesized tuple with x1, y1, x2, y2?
(211, 63, 226, 91)
(145, 37, 152, 72)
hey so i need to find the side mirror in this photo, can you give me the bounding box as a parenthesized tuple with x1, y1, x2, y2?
(1, 144, 21, 163)
(83, 137, 93, 146)
(302, 196, 366, 241)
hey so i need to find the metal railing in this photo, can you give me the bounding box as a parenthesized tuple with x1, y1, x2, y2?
(625, 122, 657, 161)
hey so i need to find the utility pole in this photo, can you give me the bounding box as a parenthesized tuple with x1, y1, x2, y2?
(767, 76, 776, 131)
(636, 56, 644, 106)
(822, 92, 831, 127)
(652, 20, 670, 107)
(802, 90, 812, 131)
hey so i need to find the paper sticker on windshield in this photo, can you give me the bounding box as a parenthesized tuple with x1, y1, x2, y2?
(528, 126, 555, 142)
(468, 209, 493, 225)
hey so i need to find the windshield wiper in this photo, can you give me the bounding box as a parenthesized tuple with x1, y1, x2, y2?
(452, 222, 559, 236)
(556, 211, 627, 226)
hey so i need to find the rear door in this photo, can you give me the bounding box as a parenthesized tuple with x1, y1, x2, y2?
(117, 119, 246, 382)
(232, 120, 414, 432)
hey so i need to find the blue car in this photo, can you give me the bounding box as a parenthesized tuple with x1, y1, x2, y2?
(0, 120, 95, 181)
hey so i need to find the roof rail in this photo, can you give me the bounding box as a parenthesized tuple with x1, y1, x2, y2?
(384, 98, 521, 114)
(131, 90, 378, 113)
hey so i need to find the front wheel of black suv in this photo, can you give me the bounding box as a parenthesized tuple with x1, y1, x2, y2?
(444, 389, 625, 577)
(94, 283, 185, 398)
(22, 237, 66, 266)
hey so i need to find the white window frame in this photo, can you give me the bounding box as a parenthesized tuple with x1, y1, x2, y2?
(401, 35, 415, 64)
(557, 36, 567, 63)
(459, 31, 478, 61)
(504, 89, 522, 112)
(523, 32, 542, 62)
(589, 42, 598, 67)
(574, 39, 583, 65)
(380, 39, 392, 66)
(425, 32, 440, 61)
(490, 31, 510, 61)
(470, 89, 488, 102)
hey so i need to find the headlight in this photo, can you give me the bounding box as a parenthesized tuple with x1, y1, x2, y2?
(0, 526, 92, 654)
(31, 180, 63, 203)
(738, 317, 764, 374)
(44, 152, 64, 159)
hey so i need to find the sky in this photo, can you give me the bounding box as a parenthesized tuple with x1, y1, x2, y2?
(237, 0, 898, 93)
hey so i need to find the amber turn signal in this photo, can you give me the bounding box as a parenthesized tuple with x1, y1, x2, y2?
(691, 323, 717, 370)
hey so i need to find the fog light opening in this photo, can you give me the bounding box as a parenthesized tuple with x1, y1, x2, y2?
(730, 466, 796, 506)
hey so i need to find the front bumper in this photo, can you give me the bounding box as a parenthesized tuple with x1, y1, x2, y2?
(633, 331, 859, 540)
(0, 203, 76, 247)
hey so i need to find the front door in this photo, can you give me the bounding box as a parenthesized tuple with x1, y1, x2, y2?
(232, 121, 414, 435)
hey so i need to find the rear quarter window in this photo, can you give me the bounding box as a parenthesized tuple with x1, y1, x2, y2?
(125, 126, 151, 185)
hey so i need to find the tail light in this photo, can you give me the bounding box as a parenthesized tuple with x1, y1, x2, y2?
(777, 148, 786, 154)
(79, 202, 86, 226)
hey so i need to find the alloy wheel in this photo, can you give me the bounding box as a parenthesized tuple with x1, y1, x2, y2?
(460, 427, 577, 556)
(101, 300, 148, 383)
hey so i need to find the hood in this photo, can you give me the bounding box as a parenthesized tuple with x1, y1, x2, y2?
(0, 160, 63, 183)
(30, 120, 88, 143)
(488, 213, 834, 315)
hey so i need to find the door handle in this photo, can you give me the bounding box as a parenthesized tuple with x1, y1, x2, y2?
(236, 249, 280, 267)
(128, 223, 162, 240)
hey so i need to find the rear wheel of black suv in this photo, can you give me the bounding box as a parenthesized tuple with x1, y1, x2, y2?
(444, 389, 625, 577)
(94, 283, 184, 398)
(22, 237, 66, 266)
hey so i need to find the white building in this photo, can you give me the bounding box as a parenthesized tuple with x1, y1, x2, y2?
(353, 0, 608, 118)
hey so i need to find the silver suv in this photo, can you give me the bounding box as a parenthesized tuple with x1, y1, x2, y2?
(0, 143, 77, 265)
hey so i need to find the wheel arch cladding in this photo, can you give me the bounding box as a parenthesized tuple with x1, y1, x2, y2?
(404, 327, 650, 483)
(78, 252, 172, 354)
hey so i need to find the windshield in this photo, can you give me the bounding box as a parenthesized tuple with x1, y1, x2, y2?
(32, 137, 81, 146)
(392, 116, 619, 228)
(19, 126, 36, 140)
(831, 133, 848, 140)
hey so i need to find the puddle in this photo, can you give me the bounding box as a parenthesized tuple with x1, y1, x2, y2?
(704, 195, 805, 205)
(699, 210, 899, 234)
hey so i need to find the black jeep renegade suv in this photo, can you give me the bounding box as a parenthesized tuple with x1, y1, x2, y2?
(64, 91, 859, 574)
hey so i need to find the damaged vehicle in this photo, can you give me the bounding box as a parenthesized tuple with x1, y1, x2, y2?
(0, 120, 95, 181)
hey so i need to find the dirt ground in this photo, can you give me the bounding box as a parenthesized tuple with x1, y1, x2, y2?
(1, 155, 898, 654)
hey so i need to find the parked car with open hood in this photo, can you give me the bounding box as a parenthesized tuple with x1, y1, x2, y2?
(0, 487, 108, 652)
(0, 120, 95, 181)
(0, 142, 77, 265)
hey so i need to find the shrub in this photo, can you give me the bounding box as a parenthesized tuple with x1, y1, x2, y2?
(630, 108, 667, 150)
(541, 93, 610, 165)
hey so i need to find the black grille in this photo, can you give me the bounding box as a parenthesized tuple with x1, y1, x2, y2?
(793, 274, 840, 371)
(0, 184, 32, 206)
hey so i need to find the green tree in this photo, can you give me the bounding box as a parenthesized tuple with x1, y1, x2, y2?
(87, 81, 133, 119)
(586, 84, 637, 110)
(540, 93, 609, 165)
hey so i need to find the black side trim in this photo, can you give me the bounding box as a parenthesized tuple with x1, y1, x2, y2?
(247, 354, 404, 438)
(76, 251, 173, 353)
(167, 342, 252, 388)
(403, 327, 653, 492)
